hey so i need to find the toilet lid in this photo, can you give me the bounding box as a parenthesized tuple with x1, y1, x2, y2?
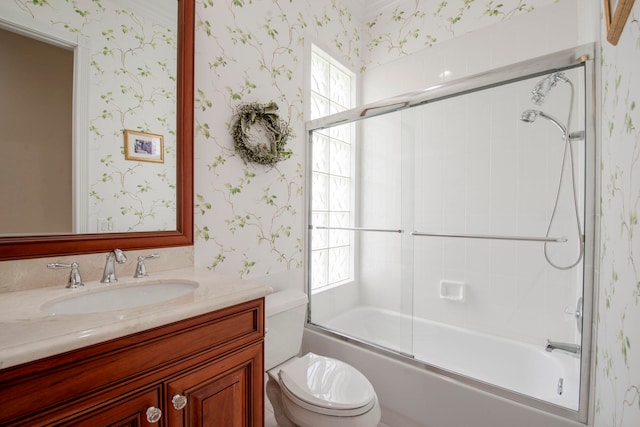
(277, 353, 376, 412)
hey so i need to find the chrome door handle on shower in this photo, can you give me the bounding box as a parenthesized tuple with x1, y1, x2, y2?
(565, 297, 583, 334)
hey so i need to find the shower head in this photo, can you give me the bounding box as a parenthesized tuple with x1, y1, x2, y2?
(520, 109, 566, 135)
(520, 109, 543, 123)
(520, 109, 585, 141)
(530, 72, 569, 105)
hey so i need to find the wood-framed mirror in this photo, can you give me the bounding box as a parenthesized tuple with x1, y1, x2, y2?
(0, 0, 194, 261)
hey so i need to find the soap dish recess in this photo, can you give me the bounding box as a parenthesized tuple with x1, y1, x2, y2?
(440, 280, 465, 301)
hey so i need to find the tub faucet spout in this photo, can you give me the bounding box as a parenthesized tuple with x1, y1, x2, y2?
(545, 339, 581, 356)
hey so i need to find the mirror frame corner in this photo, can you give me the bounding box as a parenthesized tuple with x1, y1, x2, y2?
(0, 0, 194, 261)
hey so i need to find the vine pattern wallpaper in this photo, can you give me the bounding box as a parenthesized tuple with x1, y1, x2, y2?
(192, 0, 549, 277)
(194, 0, 640, 425)
(596, 2, 640, 426)
(2, 0, 638, 425)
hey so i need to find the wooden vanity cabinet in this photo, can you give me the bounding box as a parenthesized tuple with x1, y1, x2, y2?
(52, 386, 163, 427)
(0, 298, 264, 427)
(165, 343, 262, 426)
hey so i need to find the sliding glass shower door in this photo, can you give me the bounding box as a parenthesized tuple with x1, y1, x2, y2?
(307, 45, 595, 415)
(308, 111, 414, 357)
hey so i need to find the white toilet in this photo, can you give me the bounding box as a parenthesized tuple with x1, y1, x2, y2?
(265, 290, 381, 427)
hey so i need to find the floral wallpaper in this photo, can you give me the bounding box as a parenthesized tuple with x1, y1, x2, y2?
(193, 0, 549, 277)
(595, 2, 640, 426)
(361, 0, 537, 66)
(1, 0, 637, 425)
(195, 0, 640, 424)
(3, 0, 177, 233)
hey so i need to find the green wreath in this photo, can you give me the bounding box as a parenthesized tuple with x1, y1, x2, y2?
(230, 102, 292, 165)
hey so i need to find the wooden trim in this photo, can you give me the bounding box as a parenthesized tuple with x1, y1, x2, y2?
(605, 0, 636, 45)
(0, 0, 195, 260)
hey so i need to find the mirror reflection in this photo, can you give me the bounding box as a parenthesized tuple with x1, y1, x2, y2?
(0, 0, 177, 236)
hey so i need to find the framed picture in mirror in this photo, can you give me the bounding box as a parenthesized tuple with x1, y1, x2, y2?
(124, 129, 164, 163)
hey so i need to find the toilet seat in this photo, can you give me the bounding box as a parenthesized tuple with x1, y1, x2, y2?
(276, 353, 376, 417)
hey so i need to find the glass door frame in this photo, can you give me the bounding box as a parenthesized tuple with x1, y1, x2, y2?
(305, 43, 597, 423)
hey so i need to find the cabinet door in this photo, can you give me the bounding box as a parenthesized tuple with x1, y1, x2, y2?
(52, 387, 162, 427)
(166, 342, 263, 427)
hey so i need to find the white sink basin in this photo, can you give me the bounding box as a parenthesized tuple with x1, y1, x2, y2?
(42, 281, 199, 315)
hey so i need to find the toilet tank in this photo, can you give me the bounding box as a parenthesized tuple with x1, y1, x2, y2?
(265, 290, 308, 370)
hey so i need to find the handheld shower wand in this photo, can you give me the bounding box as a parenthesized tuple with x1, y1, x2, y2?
(520, 72, 584, 270)
(521, 109, 566, 134)
(520, 109, 584, 141)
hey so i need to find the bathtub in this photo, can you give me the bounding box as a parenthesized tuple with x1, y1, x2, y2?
(302, 306, 585, 427)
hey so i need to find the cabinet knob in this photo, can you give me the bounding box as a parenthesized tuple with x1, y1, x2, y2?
(146, 406, 162, 423)
(172, 394, 188, 410)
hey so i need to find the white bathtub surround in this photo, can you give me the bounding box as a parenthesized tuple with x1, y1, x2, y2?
(354, 63, 588, 348)
(0, 267, 271, 369)
(439, 280, 466, 302)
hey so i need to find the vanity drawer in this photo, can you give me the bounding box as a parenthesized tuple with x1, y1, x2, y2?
(0, 298, 264, 425)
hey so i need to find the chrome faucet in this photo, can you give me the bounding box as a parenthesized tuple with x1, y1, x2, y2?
(545, 339, 581, 356)
(47, 262, 84, 288)
(134, 253, 160, 278)
(101, 249, 127, 283)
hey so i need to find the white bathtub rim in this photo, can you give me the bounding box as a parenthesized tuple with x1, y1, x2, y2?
(321, 305, 580, 408)
(304, 322, 586, 424)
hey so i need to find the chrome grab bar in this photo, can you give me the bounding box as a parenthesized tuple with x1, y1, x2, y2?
(311, 226, 404, 234)
(410, 231, 567, 243)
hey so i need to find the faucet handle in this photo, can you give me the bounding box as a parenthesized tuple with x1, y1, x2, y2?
(47, 262, 84, 288)
(134, 253, 160, 278)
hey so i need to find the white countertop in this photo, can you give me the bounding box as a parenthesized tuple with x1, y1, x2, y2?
(0, 267, 272, 369)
